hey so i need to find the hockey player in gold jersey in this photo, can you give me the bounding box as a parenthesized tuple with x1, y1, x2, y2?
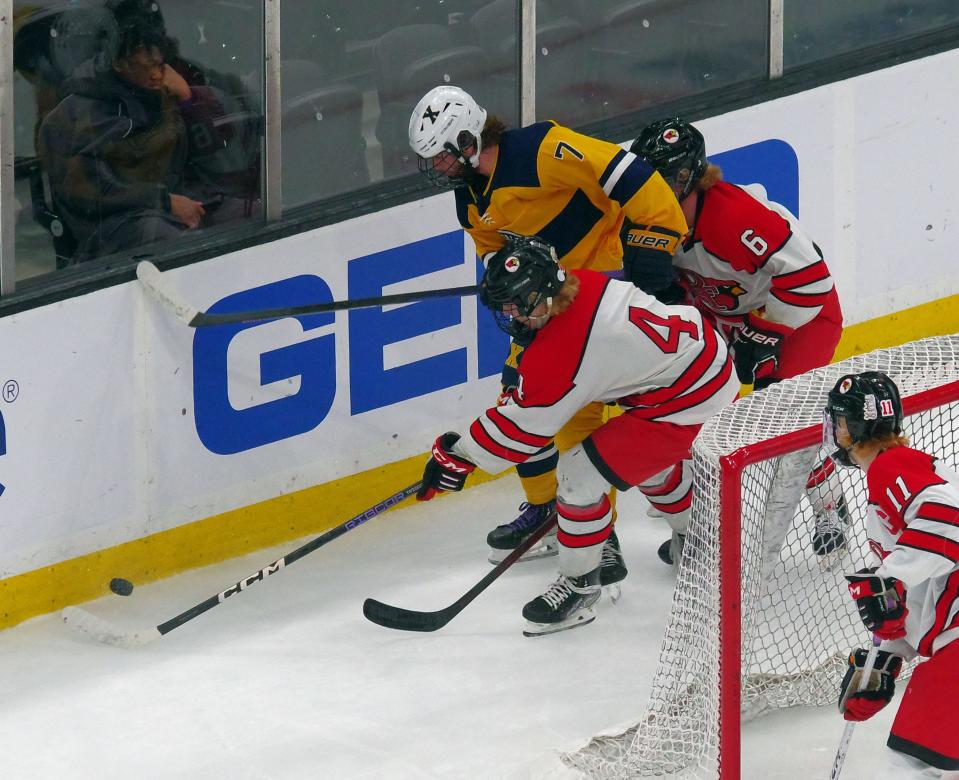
(409, 86, 688, 584)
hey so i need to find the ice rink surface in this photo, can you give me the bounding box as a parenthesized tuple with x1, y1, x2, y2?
(0, 478, 901, 779)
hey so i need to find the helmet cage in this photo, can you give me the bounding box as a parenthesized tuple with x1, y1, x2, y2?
(823, 371, 904, 467)
(409, 86, 487, 189)
(631, 118, 708, 201)
(416, 130, 481, 189)
(479, 235, 565, 340)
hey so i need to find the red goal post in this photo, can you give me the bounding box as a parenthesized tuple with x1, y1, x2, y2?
(564, 334, 959, 779)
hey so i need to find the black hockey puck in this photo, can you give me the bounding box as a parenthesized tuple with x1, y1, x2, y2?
(109, 577, 134, 596)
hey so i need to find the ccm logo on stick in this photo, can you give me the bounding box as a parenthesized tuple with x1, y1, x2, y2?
(218, 560, 286, 601)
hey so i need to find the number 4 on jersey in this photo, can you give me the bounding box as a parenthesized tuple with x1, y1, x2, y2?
(629, 308, 699, 354)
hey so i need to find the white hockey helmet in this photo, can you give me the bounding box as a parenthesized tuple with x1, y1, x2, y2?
(408, 85, 488, 188)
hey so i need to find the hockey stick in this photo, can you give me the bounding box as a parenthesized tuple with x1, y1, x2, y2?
(136, 261, 477, 328)
(363, 513, 558, 632)
(828, 634, 882, 779)
(62, 482, 422, 648)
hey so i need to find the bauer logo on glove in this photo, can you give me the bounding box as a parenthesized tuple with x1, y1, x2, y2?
(731, 312, 793, 385)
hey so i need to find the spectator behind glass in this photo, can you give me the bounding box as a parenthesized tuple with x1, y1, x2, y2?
(38, 9, 251, 263)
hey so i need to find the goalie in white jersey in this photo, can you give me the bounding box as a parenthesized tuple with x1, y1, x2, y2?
(825, 371, 959, 777)
(414, 234, 740, 635)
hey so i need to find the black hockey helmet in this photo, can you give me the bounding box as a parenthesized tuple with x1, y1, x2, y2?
(630, 118, 708, 201)
(823, 371, 904, 467)
(479, 233, 566, 341)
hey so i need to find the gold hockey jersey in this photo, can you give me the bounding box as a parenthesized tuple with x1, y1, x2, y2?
(454, 121, 687, 272)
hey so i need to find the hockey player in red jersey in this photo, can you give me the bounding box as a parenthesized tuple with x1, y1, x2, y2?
(631, 118, 847, 568)
(414, 234, 740, 635)
(825, 371, 959, 778)
(409, 86, 688, 581)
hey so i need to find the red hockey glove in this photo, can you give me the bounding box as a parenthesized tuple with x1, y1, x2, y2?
(731, 313, 793, 385)
(417, 433, 476, 501)
(845, 568, 908, 640)
(838, 647, 902, 721)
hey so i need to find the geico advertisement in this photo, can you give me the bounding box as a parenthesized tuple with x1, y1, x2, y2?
(4, 46, 958, 571)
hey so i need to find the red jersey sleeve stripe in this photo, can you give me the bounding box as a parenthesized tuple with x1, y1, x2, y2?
(770, 287, 833, 308)
(468, 419, 529, 463)
(915, 501, 959, 528)
(918, 570, 959, 657)
(897, 528, 959, 563)
(486, 407, 552, 448)
(771, 260, 830, 288)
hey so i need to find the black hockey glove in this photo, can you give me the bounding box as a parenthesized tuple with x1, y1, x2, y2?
(838, 647, 902, 721)
(621, 221, 677, 295)
(845, 567, 908, 640)
(731, 313, 793, 385)
(417, 432, 476, 501)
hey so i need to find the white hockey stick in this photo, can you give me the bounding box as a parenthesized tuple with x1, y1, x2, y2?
(828, 635, 882, 779)
(136, 260, 201, 326)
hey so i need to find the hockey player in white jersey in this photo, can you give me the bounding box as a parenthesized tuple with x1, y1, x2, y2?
(825, 371, 959, 777)
(414, 234, 740, 635)
(631, 118, 848, 568)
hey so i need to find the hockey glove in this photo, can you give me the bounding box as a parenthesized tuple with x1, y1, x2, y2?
(621, 221, 677, 295)
(417, 433, 476, 501)
(845, 568, 908, 639)
(731, 313, 793, 385)
(838, 647, 903, 721)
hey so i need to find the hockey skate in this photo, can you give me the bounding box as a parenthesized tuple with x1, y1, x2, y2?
(522, 568, 601, 637)
(657, 532, 686, 570)
(487, 500, 558, 564)
(600, 528, 628, 603)
(812, 496, 851, 572)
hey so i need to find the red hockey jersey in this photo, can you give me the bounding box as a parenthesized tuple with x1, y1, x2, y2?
(866, 447, 959, 657)
(453, 270, 740, 476)
(675, 181, 835, 332)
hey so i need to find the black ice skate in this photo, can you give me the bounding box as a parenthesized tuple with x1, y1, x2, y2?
(657, 532, 686, 569)
(522, 569, 601, 637)
(600, 529, 628, 603)
(812, 496, 851, 571)
(487, 500, 558, 564)
(812, 494, 850, 554)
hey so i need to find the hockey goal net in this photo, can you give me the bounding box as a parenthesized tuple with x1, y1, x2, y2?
(564, 333, 959, 779)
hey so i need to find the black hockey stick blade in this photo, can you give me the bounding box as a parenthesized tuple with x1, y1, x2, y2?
(363, 514, 557, 632)
(188, 285, 478, 327)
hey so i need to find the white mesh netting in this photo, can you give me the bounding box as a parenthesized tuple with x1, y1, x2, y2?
(563, 334, 959, 779)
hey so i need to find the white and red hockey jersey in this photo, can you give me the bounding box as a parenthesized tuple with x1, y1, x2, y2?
(454, 269, 739, 476)
(675, 180, 835, 332)
(866, 446, 959, 657)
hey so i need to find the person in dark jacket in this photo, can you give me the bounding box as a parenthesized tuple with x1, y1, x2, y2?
(38, 11, 241, 262)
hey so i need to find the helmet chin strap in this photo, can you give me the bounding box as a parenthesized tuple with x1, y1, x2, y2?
(526, 296, 553, 328)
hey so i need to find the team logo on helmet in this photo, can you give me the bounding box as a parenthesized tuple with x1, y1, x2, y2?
(839, 378, 853, 394)
(662, 128, 680, 144)
(504, 256, 521, 272)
